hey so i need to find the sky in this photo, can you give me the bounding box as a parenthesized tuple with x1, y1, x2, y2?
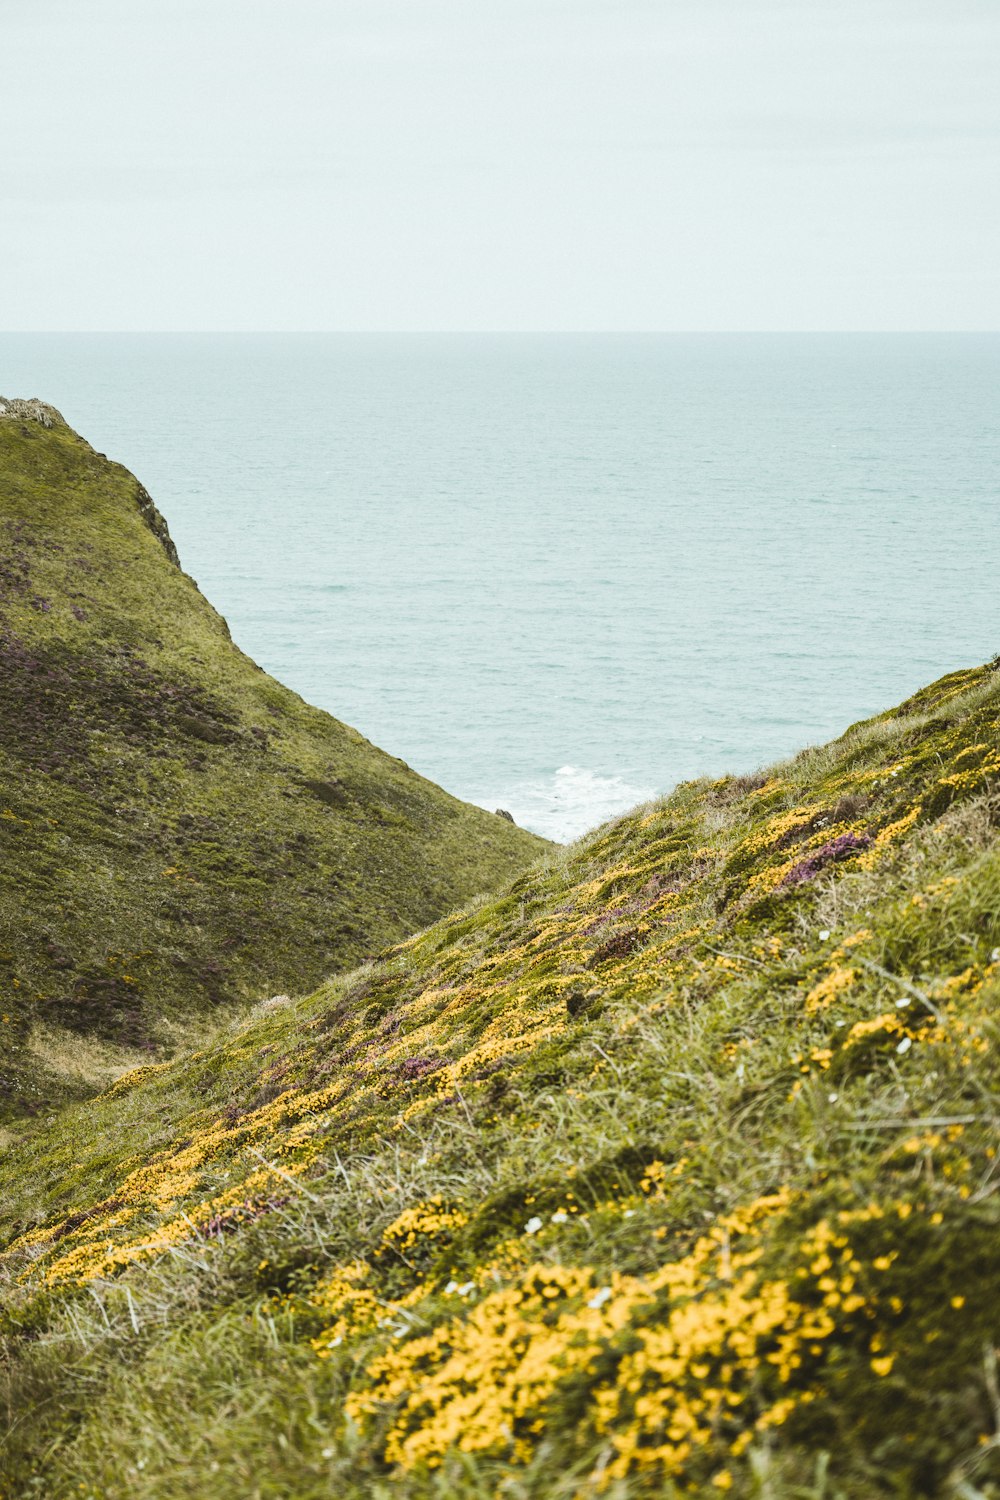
(0, 0, 997, 331)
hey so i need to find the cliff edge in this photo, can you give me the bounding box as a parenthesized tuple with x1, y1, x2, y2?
(0, 403, 547, 1119)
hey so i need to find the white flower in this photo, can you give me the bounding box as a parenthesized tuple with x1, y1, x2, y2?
(819, 929, 830, 941)
(322, 1449, 334, 1460)
(524, 1216, 543, 1235)
(828, 1092, 838, 1103)
(991, 948, 1000, 963)
(327, 1334, 343, 1348)
(458, 1281, 475, 1297)
(895, 996, 911, 1008)
(896, 1036, 912, 1055)
(551, 1210, 569, 1223)
(444, 1280, 459, 1294)
(623, 1209, 636, 1218)
(588, 1287, 612, 1310)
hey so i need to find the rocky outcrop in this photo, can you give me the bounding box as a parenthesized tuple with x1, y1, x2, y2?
(134, 482, 181, 567)
(0, 396, 63, 428)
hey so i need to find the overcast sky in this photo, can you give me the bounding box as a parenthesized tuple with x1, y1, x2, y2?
(1, 0, 997, 330)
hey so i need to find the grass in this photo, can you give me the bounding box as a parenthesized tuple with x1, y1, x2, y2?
(1, 658, 999, 1496)
(0, 401, 546, 1122)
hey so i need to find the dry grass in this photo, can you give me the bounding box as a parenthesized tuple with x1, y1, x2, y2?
(27, 1025, 154, 1092)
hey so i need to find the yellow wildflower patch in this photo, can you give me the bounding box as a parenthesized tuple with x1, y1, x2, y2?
(858, 807, 920, 870)
(844, 1013, 903, 1047)
(804, 966, 856, 1014)
(341, 1189, 858, 1482)
(380, 1198, 469, 1260)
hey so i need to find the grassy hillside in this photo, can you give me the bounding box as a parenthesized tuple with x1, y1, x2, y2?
(0, 398, 545, 1120)
(2, 660, 999, 1497)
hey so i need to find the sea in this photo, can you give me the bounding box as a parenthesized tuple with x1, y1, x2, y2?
(2, 334, 997, 842)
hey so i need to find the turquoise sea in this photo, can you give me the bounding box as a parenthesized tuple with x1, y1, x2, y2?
(2, 334, 997, 840)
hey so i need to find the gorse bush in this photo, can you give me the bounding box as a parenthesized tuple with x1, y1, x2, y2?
(2, 660, 1000, 1496)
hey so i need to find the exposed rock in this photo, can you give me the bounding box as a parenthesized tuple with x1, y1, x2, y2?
(134, 483, 181, 567)
(495, 808, 515, 822)
(0, 396, 62, 429)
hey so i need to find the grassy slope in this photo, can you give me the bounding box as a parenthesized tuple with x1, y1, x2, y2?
(0, 402, 545, 1120)
(2, 665, 1000, 1495)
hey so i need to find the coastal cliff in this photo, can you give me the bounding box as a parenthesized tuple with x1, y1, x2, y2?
(2, 660, 999, 1496)
(0, 401, 547, 1119)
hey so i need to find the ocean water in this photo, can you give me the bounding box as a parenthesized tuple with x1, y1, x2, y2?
(1, 334, 998, 841)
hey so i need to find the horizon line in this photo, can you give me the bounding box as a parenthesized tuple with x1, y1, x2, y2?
(2, 328, 999, 337)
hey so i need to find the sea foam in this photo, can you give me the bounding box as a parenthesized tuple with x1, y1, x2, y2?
(476, 765, 658, 843)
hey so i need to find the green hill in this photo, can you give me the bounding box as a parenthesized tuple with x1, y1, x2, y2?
(0, 398, 546, 1121)
(2, 659, 999, 1497)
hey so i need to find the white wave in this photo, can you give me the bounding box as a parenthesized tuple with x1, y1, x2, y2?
(480, 765, 660, 843)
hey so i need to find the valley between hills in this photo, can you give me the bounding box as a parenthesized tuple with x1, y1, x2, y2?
(1, 400, 999, 1498)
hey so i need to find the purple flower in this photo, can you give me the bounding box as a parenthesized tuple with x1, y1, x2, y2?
(781, 831, 873, 887)
(398, 1055, 444, 1081)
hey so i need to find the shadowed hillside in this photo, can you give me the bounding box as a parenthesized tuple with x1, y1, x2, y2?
(2, 661, 999, 1496)
(0, 399, 546, 1120)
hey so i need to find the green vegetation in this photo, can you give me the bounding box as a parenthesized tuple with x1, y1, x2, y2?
(0, 400, 545, 1120)
(2, 655, 999, 1497)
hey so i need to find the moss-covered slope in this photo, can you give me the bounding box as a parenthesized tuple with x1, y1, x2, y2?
(0, 399, 546, 1119)
(3, 660, 1000, 1496)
